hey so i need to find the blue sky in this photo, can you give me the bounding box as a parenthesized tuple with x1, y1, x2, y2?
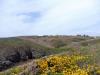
(0, 0, 100, 37)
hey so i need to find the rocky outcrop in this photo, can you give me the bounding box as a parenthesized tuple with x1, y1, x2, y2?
(0, 46, 50, 71)
(0, 61, 13, 71)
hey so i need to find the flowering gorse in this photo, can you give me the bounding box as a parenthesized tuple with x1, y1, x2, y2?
(36, 54, 100, 75)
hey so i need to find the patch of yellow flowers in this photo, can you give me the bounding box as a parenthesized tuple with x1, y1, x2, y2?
(36, 55, 100, 75)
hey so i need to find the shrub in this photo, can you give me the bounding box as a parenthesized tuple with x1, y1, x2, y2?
(36, 55, 94, 75)
(52, 39, 66, 48)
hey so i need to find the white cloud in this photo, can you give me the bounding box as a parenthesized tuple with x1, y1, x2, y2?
(0, 0, 100, 37)
(30, 0, 100, 35)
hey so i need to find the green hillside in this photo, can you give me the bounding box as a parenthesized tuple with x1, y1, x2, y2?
(0, 35, 100, 75)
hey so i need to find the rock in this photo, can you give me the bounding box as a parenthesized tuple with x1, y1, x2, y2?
(0, 60, 13, 71)
(6, 50, 21, 63)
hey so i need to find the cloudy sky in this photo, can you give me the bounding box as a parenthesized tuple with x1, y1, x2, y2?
(0, 0, 100, 37)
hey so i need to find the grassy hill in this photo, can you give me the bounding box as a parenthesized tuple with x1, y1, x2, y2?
(0, 35, 100, 75)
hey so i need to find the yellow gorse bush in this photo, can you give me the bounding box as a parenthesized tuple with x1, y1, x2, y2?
(36, 54, 99, 75)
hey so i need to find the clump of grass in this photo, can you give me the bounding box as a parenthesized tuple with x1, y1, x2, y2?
(0, 67, 23, 75)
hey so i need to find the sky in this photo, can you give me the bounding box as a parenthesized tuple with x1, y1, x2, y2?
(0, 0, 100, 37)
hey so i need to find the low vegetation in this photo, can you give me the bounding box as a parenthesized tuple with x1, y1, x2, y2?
(0, 35, 100, 75)
(0, 54, 100, 75)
